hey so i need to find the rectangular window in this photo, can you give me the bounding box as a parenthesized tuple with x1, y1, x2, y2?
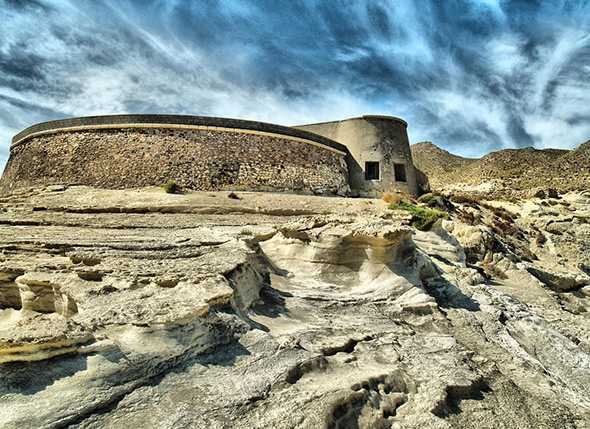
(365, 161, 380, 180)
(394, 163, 407, 182)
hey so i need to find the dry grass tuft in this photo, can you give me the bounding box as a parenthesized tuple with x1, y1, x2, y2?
(382, 191, 414, 205)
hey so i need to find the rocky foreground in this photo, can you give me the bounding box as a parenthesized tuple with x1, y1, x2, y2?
(1, 186, 590, 428)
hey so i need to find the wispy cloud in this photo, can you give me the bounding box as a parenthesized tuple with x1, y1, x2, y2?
(1, 0, 590, 167)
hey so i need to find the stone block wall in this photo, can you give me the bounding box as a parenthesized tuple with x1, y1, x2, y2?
(0, 127, 349, 195)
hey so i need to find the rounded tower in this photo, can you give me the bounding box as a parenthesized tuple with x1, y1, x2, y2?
(295, 115, 419, 196)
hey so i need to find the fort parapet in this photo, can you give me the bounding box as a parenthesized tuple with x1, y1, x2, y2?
(2, 115, 349, 195)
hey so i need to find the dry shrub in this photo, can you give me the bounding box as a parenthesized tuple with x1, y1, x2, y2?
(535, 231, 547, 247)
(457, 208, 478, 225)
(382, 192, 401, 204)
(492, 219, 520, 237)
(449, 193, 483, 205)
(382, 191, 414, 205)
(479, 202, 519, 222)
(482, 261, 509, 280)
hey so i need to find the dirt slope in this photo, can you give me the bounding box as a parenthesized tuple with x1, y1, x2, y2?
(411, 141, 590, 196)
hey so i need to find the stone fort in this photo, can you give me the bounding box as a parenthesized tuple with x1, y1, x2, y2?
(0, 114, 419, 196)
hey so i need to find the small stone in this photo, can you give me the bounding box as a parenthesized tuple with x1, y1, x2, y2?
(534, 189, 546, 199)
(46, 184, 67, 192)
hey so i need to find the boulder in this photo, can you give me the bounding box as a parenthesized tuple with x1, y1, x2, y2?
(523, 263, 589, 292)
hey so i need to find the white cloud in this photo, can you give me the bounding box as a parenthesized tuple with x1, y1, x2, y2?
(2, 0, 590, 168)
(524, 115, 590, 150)
(529, 30, 590, 109)
(486, 34, 526, 75)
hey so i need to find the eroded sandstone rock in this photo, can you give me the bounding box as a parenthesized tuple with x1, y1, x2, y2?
(0, 187, 589, 428)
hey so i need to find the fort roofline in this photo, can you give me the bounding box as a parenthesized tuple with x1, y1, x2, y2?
(10, 114, 348, 155)
(295, 115, 408, 128)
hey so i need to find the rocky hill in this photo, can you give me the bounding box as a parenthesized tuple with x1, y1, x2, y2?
(1, 185, 590, 428)
(412, 141, 590, 197)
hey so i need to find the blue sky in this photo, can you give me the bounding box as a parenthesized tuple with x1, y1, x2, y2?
(1, 0, 590, 168)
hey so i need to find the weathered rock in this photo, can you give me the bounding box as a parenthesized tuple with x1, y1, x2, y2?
(534, 189, 547, 199)
(523, 263, 590, 292)
(44, 184, 67, 192)
(547, 188, 560, 199)
(0, 187, 589, 428)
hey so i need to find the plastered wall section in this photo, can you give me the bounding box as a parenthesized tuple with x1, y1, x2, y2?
(0, 127, 349, 195)
(295, 117, 418, 196)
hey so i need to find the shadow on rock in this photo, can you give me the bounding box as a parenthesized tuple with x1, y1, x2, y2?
(0, 352, 89, 395)
(247, 284, 291, 332)
(422, 277, 481, 312)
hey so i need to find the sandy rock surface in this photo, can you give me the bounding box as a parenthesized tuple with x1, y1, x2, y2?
(1, 186, 590, 428)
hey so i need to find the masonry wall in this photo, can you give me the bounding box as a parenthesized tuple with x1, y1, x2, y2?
(295, 116, 419, 196)
(0, 128, 349, 195)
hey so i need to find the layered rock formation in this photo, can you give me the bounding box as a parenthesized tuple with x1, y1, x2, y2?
(1, 186, 590, 428)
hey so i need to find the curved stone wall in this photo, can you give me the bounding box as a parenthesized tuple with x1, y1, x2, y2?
(1, 116, 349, 195)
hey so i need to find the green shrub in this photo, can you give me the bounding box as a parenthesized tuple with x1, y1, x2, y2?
(417, 192, 438, 204)
(389, 200, 448, 231)
(239, 228, 253, 236)
(161, 180, 178, 194)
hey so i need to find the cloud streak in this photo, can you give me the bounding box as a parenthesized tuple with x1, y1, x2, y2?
(1, 0, 589, 166)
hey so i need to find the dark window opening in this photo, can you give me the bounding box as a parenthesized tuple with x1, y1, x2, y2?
(394, 163, 407, 182)
(365, 161, 380, 180)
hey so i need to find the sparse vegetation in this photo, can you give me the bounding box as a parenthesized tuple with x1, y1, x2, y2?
(239, 228, 253, 236)
(417, 192, 455, 212)
(535, 231, 547, 247)
(480, 202, 518, 222)
(491, 218, 523, 239)
(456, 209, 476, 225)
(448, 192, 518, 222)
(449, 193, 484, 205)
(161, 180, 178, 194)
(389, 200, 448, 231)
(412, 141, 590, 198)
